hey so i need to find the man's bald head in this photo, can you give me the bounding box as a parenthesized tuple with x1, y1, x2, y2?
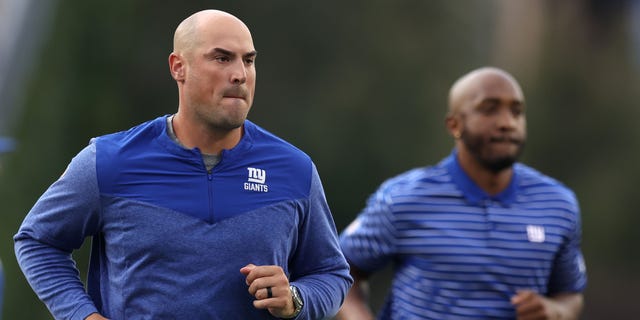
(447, 67, 524, 117)
(173, 10, 251, 60)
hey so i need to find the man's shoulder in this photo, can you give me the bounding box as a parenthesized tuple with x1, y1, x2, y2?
(379, 162, 451, 194)
(244, 120, 311, 162)
(514, 163, 577, 198)
(91, 116, 168, 170)
(94, 116, 164, 148)
(515, 163, 568, 187)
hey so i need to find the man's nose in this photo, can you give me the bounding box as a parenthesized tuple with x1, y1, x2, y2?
(495, 108, 518, 130)
(230, 60, 247, 84)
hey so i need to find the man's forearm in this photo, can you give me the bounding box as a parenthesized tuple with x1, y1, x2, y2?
(550, 293, 584, 320)
(15, 237, 98, 319)
(334, 277, 374, 320)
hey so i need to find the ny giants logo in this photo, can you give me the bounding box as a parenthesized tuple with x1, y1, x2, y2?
(245, 167, 268, 192)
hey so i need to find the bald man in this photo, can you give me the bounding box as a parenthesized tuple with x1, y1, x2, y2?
(337, 67, 586, 319)
(15, 10, 352, 320)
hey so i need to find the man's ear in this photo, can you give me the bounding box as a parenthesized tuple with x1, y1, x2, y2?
(445, 114, 461, 139)
(169, 53, 185, 81)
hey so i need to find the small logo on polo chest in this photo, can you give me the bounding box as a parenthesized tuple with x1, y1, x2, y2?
(245, 167, 268, 192)
(526, 225, 545, 243)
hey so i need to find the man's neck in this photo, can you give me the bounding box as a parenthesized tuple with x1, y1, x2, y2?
(170, 113, 243, 155)
(456, 150, 513, 196)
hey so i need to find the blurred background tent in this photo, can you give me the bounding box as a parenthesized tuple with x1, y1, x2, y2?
(1, 0, 639, 318)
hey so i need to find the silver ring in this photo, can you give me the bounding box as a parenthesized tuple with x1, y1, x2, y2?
(266, 286, 273, 299)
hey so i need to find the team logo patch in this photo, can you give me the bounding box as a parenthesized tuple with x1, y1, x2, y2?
(245, 167, 268, 192)
(526, 225, 545, 243)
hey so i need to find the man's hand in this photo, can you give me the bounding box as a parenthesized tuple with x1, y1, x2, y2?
(334, 264, 374, 320)
(240, 263, 296, 318)
(511, 290, 583, 320)
(85, 313, 109, 320)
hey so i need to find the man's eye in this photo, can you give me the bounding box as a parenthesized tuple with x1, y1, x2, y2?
(512, 108, 523, 116)
(511, 104, 525, 116)
(215, 56, 230, 62)
(478, 104, 497, 115)
(244, 58, 254, 65)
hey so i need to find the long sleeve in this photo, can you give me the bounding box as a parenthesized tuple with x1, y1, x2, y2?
(14, 143, 102, 320)
(288, 164, 353, 319)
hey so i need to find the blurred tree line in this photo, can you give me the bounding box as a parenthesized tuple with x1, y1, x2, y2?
(1, 0, 638, 318)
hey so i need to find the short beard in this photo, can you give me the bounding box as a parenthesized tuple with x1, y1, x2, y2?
(480, 155, 518, 173)
(461, 131, 524, 173)
(210, 118, 245, 131)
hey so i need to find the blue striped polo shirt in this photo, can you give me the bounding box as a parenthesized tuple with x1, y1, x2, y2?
(340, 151, 587, 319)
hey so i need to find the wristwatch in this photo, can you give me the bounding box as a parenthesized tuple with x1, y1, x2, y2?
(284, 285, 303, 319)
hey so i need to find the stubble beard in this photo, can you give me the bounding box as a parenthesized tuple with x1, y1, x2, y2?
(196, 97, 251, 132)
(205, 109, 247, 132)
(461, 130, 525, 173)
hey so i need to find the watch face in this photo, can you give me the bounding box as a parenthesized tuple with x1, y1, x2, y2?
(291, 285, 303, 308)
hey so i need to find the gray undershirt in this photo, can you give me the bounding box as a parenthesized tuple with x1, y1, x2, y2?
(166, 115, 220, 171)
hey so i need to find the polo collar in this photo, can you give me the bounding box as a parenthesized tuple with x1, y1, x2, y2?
(443, 149, 518, 206)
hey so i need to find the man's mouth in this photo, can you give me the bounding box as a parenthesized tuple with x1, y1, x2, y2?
(223, 88, 247, 100)
(489, 137, 521, 145)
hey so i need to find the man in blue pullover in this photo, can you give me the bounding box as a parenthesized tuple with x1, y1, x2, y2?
(14, 9, 352, 320)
